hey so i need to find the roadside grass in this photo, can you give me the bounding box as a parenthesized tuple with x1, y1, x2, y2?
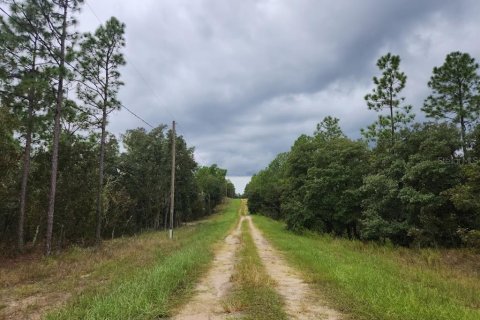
(45, 199, 240, 320)
(1, 231, 185, 319)
(253, 215, 480, 320)
(223, 219, 287, 320)
(1, 199, 239, 320)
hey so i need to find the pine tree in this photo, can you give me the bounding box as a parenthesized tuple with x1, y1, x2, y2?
(422, 51, 480, 158)
(40, 0, 84, 256)
(77, 17, 126, 245)
(314, 116, 345, 140)
(0, 0, 52, 252)
(364, 53, 414, 147)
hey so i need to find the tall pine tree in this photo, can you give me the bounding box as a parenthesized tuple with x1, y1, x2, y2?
(76, 17, 126, 245)
(422, 51, 480, 159)
(39, 0, 84, 256)
(0, 0, 53, 252)
(364, 53, 414, 147)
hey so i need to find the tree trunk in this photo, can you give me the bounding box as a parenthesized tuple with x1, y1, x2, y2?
(164, 201, 168, 230)
(45, 2, 68, 256)
(96, 105, 107, 245)
(207, 193, 211, 214)
(18, 38, 38, 252)
(96, 51, 111, 245)
(458, 85, 467, 159)
(389, 85, 395, 148)
(154, 210, 160, 229)
(460, 115, 467, 159)
(390, 105, 394, 145)
(18, 107, 33, 252)
(154, 196, 161, 230)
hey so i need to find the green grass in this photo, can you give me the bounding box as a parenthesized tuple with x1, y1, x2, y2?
(253, 215, 480, 320)
(46, 199, 241, 320)
(223, 218, 287, 320)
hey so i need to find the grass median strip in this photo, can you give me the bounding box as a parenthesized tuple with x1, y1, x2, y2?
(253, 215, 480, 320)
(223, 217, 287, 320)
(45, 199, 240, 320)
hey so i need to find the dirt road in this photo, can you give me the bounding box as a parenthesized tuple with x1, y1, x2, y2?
(172, 215, 245, 320)
(246, 215, 340, 319)
(172, 201, 341, 319)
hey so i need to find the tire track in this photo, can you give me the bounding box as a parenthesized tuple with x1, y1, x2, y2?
(246, 214, 341, 320)
(172, 215, 245, 320)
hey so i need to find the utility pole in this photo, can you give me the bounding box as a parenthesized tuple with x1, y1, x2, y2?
(169, 121, 176, 239)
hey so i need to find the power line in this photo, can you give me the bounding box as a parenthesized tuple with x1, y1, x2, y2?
(64, 59, 156, 129)
(120, 103, 154, 128)
(84, 0, 101, 22)
(84, 0, 176, 121)
(1, 3, 156, 130)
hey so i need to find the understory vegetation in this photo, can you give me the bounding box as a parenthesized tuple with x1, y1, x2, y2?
(254, 215, 480, 320)
(246, 52, 480, 248)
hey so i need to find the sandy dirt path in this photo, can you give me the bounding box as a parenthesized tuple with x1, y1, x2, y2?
(172, 215, 245, 320)
(246, 215, 341, 320)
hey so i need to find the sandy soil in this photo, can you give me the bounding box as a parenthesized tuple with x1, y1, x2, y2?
(246, 215, 341, 320)
(172, 216, 245, 320)
(1, 292, 71, 320)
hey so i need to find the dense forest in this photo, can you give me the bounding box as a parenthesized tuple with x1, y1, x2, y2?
(0, 0, 235, 255)
(246, 51, 480, 248)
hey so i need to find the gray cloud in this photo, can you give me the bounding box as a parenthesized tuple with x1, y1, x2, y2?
(78, 0, 480, 179)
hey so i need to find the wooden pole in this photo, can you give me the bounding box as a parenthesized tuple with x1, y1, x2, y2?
(169, 121, 176, 239)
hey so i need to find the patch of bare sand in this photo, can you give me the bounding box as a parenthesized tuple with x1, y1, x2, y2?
(246, 215, 341, 320)
(172, 216, 245, 320)
(1, 292, 71, 320)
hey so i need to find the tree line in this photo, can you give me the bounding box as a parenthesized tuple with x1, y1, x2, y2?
(245, 51, 480, 248)
(0, 0, 235, 255)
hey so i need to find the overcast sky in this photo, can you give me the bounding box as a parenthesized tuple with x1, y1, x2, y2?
(78, 0, 480, 193)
